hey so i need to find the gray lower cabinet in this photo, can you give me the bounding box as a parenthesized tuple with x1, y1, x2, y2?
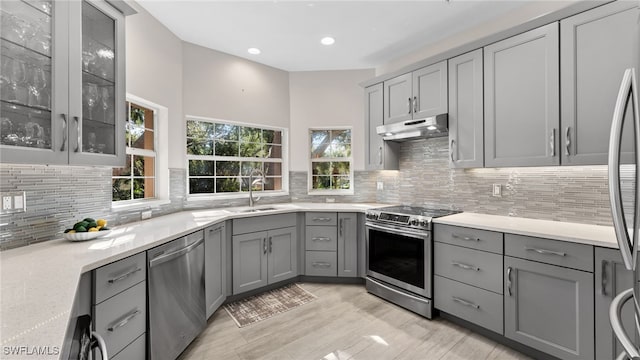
(560, 1, 639, 165)
(232, 226, 297, 294)
(504, 256, 594, 360)
(337, 213, 358, 277)
(595, 247, 637, 360)
(205, 222, 226, 319)
(484, 23, 560, 167)
(365, 83, 398, 170)
(448, 48, 484, 168)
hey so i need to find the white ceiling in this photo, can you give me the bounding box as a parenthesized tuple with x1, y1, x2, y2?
(136, 1, 530, 72)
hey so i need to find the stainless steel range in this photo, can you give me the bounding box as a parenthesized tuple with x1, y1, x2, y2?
(365, 205, 460, 319)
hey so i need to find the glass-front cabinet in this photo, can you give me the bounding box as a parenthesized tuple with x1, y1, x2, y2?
(0, 0, 127, 166)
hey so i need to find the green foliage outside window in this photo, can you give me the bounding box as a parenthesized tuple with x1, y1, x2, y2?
(310, 129, 352, 191)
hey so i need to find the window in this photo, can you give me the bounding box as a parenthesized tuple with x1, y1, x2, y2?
(309, 128, 353, 194)
(112, 101, 157, 202)
(186, 117, 287, 197)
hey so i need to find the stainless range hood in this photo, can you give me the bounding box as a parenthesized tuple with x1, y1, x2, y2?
(376, 114, 448, 142)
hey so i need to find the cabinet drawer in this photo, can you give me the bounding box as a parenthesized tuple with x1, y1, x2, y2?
(434, 275, 503, 335)
(233, 213, 296, 235)
(434, 224, 503, 254)
(112, 334, 145, 360)
(94, 252, 146, 304)
(305, 251, 337, 276)
(505, 234, 594, 272)
(305, 212, 338, 226)
(94, 281, 146, 358)
(305, 226, 337, 251)
(434, 242, 503, 294)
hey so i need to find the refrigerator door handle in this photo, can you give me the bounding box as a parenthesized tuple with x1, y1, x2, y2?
(610, 288, 640, 360)
(608, 68, 639, 271)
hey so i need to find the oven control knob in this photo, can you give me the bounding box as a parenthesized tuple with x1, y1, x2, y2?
(410, 219, 419, 226)
(420, 220, 429, 228)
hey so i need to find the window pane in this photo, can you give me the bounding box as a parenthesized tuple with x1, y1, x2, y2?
(241, 162, 262, 175)
(133, 178, 146, 199)
(187, 120, 214, 139)
(128, 125, 154, 150)
(240, 142, 265, 157)
(112, 178, 131, 201)
(266, 145, 282, 159)
(112, 155, 131, 176)
(215, 124, 239, 141)
(240, 126, 262, 143)
(312, 162, 330, 175)
(331, 161, 350, 175)
(187, 139, 213, 155)
(311, 130, 330, 158)
(214, 140, 239, 157)
(130, 106, 145, 127)
(189, 160, 214, 176)
(215, 161, 239, 176)
(312, 176, 331, 189)
(264, 162, 281, 176)
(190, 178, 214, 194)
(216, 178, 240, 193)
(332, 176, 350, 190)
(263, 177, 282, 191)
(241, 177, 263, 192)
(132, 155, 152, 176)
(263, 130, 282, 144)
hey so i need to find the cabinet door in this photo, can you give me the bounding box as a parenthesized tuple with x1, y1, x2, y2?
(504, 256, 594, 360)
(448, 49, 484, 168)
(337, 213, 358, 277)
(267, 226, 297, 283)
(484, 23, 560, 167)
(560, 2, 639, 165)
(205, 223, 226, 319)
(383, 73, 412, 124)
(68, 0, 125, 166)
(0, 0, 69, 164)
(413, 61, 447, 119)
(365, 83, 398, 170)
(595, 247, 636, 360)
(232, 231, 268, 294)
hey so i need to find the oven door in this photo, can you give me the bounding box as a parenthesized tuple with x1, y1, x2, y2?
(365, 222, 431, 298)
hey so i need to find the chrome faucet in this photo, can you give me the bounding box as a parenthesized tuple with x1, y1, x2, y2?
(248, 168, 265, 207)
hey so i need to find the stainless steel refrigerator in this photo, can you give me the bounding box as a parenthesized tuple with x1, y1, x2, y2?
(609, 2, 640, 359)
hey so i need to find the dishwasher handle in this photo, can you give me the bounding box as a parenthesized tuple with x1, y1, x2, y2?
(149, 237, 204, 268)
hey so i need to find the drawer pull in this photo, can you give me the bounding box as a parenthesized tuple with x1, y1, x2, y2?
(107, 309, 141, 332)
(451, 233, 479, 242)
(312, 262, 332, 268)
(507, 267, 512, 296)
(312, 237, 332, 242)
(525, 247, 566, 257)
(108, 268, 142, 284)
(452, 296, 480, 309)
(451, 261, 480, 272)
(312, 217, 332, 222)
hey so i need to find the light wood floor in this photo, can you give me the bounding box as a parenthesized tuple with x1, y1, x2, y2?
(179, 283, 532, 360)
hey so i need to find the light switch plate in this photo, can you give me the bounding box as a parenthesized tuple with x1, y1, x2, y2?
(141, 210, 152, 220)
(492, 184, 502, 197)
(377, 181, 384, 190)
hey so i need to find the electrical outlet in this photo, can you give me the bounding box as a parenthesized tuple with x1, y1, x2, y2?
(2, 196, 11, 210)
(377, 181, 384, 190)
(141, 210, 152, 220)
(492, 184, 502, 197)
(325, 198, 335, 203)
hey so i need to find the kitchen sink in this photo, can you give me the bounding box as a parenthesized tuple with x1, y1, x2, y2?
(237, 207, 278, 213)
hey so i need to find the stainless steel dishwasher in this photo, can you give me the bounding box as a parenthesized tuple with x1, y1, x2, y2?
(148, 230, 206, 360)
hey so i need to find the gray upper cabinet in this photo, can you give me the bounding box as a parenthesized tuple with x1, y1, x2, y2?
(448, 49, 484, 168)
(365, 83, 398, 170)
(205, 223, 226, 319)
(504, 256, 594, 360)
(560, 2, 639, 165)
(383, 61, 447, 124)
(595, 247, 636, 360)
(0, 0, 127, 167)
(484, 23, 560, 167)
(337, 213, 358, 277)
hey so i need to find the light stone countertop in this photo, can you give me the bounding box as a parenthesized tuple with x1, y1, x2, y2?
(434, 212, 619, 249)
(0, 204, 619, 359)
(0, 202, 382, 359)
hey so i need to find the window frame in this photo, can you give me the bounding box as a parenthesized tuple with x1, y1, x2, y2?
(185, 115, 289, 200)
(308, 126, 354, 195)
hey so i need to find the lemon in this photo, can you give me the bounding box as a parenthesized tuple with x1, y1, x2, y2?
(88, 227, 99, 232)
(97, 219, 107, 227)
(68, 230, 76, 234)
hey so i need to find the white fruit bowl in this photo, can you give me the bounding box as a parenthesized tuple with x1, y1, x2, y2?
(63, 230, 111, 242)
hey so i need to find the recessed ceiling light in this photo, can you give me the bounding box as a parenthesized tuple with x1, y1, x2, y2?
(320, 37, 335, 46)
(247, 48, 261, 55)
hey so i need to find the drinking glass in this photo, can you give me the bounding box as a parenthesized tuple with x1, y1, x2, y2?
(9, 59, 26, 104)
(28, 66, 47, 108)
(0, 56, 13, 98)
(83, 83, 99, 120)
(100, 87, 111, 123)
(82, 39, 97, 73)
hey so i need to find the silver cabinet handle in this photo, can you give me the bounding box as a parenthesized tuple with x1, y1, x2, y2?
(91, 331, 108, 360)
(452, 296, 480, 309)
(107, 267, 141, 284)
(413, 96, 418, 113)
(408, 97, 412, 114)
(74, 116, 80, 152)
(60, 113, 67, 151)
(378, 146, 382, 165)
(549, 128, 555, 157)
(208, 226, 223, 233)
(107, 309, 141, 332)
(525, 247, 566, 257)
(601, 260, 608, 297)
(339, 218, 343, 237)
(268, 236, 272, 253)
(450, 139, 455, 162)
(507, 267, 512, 296)
(565, 127, 571, 156)
(312, 262, 332, 268)
(451, 233, 479, 242)
(263, 238, 267, 254)
(312, 237, 331, 242)
(451, 261, 480, 272)
(313, 217, 332, 222)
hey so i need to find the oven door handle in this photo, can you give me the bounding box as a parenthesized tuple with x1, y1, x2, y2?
(366, 222, 430, 239)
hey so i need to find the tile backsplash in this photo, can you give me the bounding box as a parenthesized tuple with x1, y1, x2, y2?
(0, 138, 616, 249)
